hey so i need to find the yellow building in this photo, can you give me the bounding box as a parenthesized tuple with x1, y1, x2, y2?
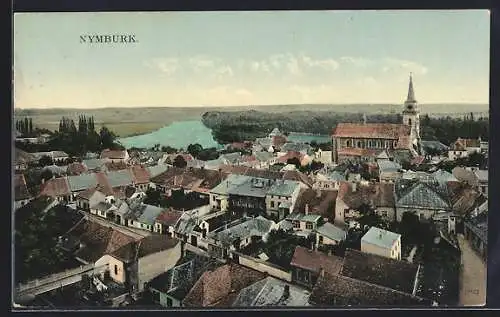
(361, 226, 401, 261)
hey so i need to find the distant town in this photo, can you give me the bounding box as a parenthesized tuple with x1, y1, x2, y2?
(13, 75, 487, 308)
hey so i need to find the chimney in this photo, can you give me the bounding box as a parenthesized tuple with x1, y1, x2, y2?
(283, 285, 290, 299)
(319, 267, 325, 278)
(305, 204, 309, 215)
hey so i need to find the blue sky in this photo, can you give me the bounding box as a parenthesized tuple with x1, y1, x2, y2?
(14, 10, 490, 108)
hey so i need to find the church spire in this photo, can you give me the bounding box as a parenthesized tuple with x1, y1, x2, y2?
(406, 73, 416, 102)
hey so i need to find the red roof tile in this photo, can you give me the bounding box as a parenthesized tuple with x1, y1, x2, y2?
(130, 165, 151, 184)
(14, 174, 32, 201)
(333, 123, 411, 140)
(277, 151, 304, 163)
(290, 246, 344, 275)
(183, 264, 266, 307)
(155, 209, 183, 225)
(39, 177, 70, 197)
(67, 162, 88, 176)
(104, 161, 128, 171)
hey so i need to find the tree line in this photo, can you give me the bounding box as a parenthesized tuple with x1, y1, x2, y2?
(15, 115, 123, 158)
(202, 110, 488, 146)
(15, 117, 34, 136)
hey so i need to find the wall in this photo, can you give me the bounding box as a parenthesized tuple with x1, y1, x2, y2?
(236, 253, 292, 282)
(316, 233, 340, 248)
(361, 241, 392, 259)
(379, 171, 402, 183)
(137, 242, 181, 292)
(334, 199, 349, 223)
(14, 198, 32, 210)
(313, 180, 339, 191)
(95, 255, 127, 284)
(448, 150, 468, 161)
(396, 207, 441, 222)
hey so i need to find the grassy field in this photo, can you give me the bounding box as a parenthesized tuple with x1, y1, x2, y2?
(14, 103, 488, 137)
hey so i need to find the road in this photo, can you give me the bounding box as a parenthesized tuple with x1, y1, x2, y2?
(457, 234, 486, 306)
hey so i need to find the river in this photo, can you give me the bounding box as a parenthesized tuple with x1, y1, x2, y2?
(118, 120, 221, 150)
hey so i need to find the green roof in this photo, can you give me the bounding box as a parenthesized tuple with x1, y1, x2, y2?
(267, 180, 301, 197)
(362, 227, 400, 249)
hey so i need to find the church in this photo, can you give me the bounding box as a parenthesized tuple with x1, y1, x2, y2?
(331, 74, 422, 164)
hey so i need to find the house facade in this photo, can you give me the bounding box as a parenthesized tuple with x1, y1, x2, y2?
(361, 227, 401, 260)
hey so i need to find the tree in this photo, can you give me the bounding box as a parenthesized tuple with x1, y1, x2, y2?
(99, 126, 116, 149)
(161, 146, 177, 154)
(173, 155, 187, 168)
(29, 118, 33, 134)
(468, 151, 485, 167)
(39, 155, 53, 167)
(287, 157, 301, 169)
(187, 144, 203, 158)
(40, 169, 54, 182)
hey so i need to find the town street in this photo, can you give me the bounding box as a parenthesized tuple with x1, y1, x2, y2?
(457, 234, 486, 306)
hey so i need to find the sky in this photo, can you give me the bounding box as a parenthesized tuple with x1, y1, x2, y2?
(14, 10, 490, 109)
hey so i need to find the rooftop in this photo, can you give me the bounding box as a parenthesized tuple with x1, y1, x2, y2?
(377, 159, 402, 172)
(111, 234, 179, 263)
(232, 276, 311, 307)
(182, 263, 266, 307)
(290, 246, 344, 275)
(210, 216, 275, 246)
(361, 227, 400, 250)
(309, 272, 431, 307)
(315, 222, 346, 242)
(341, 249, 419, 294)
(332, 123, 410, 140)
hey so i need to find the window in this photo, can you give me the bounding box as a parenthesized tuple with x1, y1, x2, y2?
(306, 222, 313, 230)
(408, 118, 412, 126)
(346, 140, 351, 147)
(293, 221, 300, 229)
(319, 236, 323, 244)
(166, 297, 173, 307)
(152, 290, 160, 303)
(271, 201, 275, 208)
(114, 265, 118, 275)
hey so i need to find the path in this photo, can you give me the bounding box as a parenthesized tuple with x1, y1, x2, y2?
(407, 245, 417, 263)
(457, 234, 486, 306)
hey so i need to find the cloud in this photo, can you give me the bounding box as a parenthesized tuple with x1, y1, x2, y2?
(340, 56, 372, 67)
(301, 55, 339, 71)
(381, 58, 428, 75)
(144, 58, 179, 75)
(214, 65, 234, 79)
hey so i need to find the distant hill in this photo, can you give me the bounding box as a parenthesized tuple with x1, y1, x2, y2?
(14, 103, 488, 137)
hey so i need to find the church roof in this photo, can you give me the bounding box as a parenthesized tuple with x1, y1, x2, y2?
(332, 123, 411, 140)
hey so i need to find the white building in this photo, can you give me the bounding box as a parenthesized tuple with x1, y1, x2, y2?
(361, 227, 401, 261)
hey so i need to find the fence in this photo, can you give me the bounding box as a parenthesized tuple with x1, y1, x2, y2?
(16, 264, 108, 293)
(235, 252, 292, 282)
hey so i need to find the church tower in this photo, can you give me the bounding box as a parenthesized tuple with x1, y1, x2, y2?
(402, 73, 421, 154)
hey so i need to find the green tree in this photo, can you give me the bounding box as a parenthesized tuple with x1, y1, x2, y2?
(187, 143, 204, 158)
(99, 126, 116, 149)
(173, 155, 187, 168)
(39, 155, 53, 167)
(287, 157, 301, 169)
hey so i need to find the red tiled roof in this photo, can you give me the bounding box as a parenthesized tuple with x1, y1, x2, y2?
(111, 234, 179, 263)
(337, 182, 395, 209)
(101, 149, 128, 159)
(452, 138, 480, 150)
(76, 187, 98, 200)
(277, 151, 304, 163)
(333, 123, 411, 139)
(104, 161, 128, 171)
(14, 174, 32, 201)
(272, 135, 287, 148)
(67, 162, 88, 175)
(410, 156, 425, 166)
(39, 177, 70, 197)
(130, 165, 151, 184)
(293, 188, 338, 217)
(155, 209, 183, 226)
(95, 172, 114, 195)
(183, 264, 266, 307)
(290, 246, 344, 275)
